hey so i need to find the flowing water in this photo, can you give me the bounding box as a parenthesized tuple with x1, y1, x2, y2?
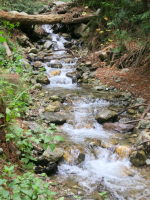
(42, 25, 150, 200)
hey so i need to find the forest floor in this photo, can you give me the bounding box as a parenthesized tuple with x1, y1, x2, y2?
(96, 64, 150, 101)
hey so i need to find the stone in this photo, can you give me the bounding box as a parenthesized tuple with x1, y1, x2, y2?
(115, 145, 131, 158)
(137, 130, 150, 144)
(33, 61, 43, 68)
(63, 145, 85, 165)
(130, 150, 146, 167)
(33, 83, 42, 90)
(36, 74, 50, 84)
(0, 148, 3, 155)
(146, 159, 150, 165)
(138, 120, 150, 129)
(94, 85, 107, 91)
(44, 41, 53, 49)
(41, 112, 68, 125)
(48, 63, 62, 68)
(29, 48, 38, 54)
(96, 108, 118, 123)
(42, 147, 64, 162)
(103, 122, 134, 133)
(61, 33, 71, 40)
(45, 101, 61, 112)
(50, 95, 60, 101)
(50, 70, 61, 76)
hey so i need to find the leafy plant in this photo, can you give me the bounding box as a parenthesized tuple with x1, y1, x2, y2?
(0, 165, 55, 200)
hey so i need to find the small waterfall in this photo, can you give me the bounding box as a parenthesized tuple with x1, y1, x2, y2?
(42, 24, 77, 89)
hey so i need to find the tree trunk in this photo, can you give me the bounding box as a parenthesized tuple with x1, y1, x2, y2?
(0, 97, 6, 142)
(0, 11, 96, 25)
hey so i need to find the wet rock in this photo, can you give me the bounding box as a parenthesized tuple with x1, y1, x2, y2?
(130, 150, 146, 167)
(36, 74, 50, 84)
(41, 112, 68, 125)
(103, 122, 134, 133)
(45, 101, 61, 112)
(44, 41, 53, 49)
(115, 145, 131, 158)
(63, 145, 85, 165)
(50, 70, 61, 76)
(96, 108, 118, 123)
(48, 63, 62, 68)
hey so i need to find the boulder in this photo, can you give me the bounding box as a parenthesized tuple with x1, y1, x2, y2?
(63, 145, 85, 165)
(115, 145, 131, 159)
(96, 108, 118, 123)
(50, 70, 61, 76)
(48, 63, 63, 68)
(41, 112, 68, 125)
(36, 74, 50, 84)
(44, 41, 53, 49)
(42, 147, 64, 162)
(137, 130, 150, 144)
(33, 61, 43, 68)
(45, 101, 61, 112)
(103, 122, 134, 133)
(130, 150, 146, 167)
(138, 120, 150, 129)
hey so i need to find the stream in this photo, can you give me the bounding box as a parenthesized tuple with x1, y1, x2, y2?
(34, 24, 150, 200)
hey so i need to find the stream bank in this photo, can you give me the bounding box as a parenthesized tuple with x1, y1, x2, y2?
(17, 14, 150, 199)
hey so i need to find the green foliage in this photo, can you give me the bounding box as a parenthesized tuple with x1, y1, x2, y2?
(73, 0, 150, 35)
(0, 165, 55, 199)
(0, 79, 30, 122)
(6, 123, 63, 166)
(99, 191, 108, 200)
(0, 0, 51, 14)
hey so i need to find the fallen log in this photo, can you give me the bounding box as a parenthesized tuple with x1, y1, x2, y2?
(0, 11, 96, 25)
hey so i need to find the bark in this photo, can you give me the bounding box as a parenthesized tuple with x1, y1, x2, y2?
(0, 11, 96, 25)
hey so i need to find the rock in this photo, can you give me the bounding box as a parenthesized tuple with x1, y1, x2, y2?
(138, 120, 150, 129)
(44, 41, 53, 49)
(130, 150, 146, 167)
(42, 147, 64, 162)
(121, 68, 129, 73)
(50, 95, 60, 101)
(53, 1, 66, 6)
(33, 61, 44, 68)
(33, 83, 42, 90)
(0, 148, 3, 155)
(36, 74, 50, 84)
(74, 23, 90, 38)
(34, 25, 48, 37)
(48, 63, 62, 68)
(63, 145, 85, 165)
(29, 48, 38, 54)
(41, 112, 68, 125)
(137, 130, 150, 145)
(146, 159, 150, 165)
(94, 85, 107, 91)
(45, 101, 61, 112)
(61, 33, 71, 40)
(50, 70, 61, 76)
(103, 122, 134, 133)
(96, 108, 118, 123)
(115, 145, 131, 158)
